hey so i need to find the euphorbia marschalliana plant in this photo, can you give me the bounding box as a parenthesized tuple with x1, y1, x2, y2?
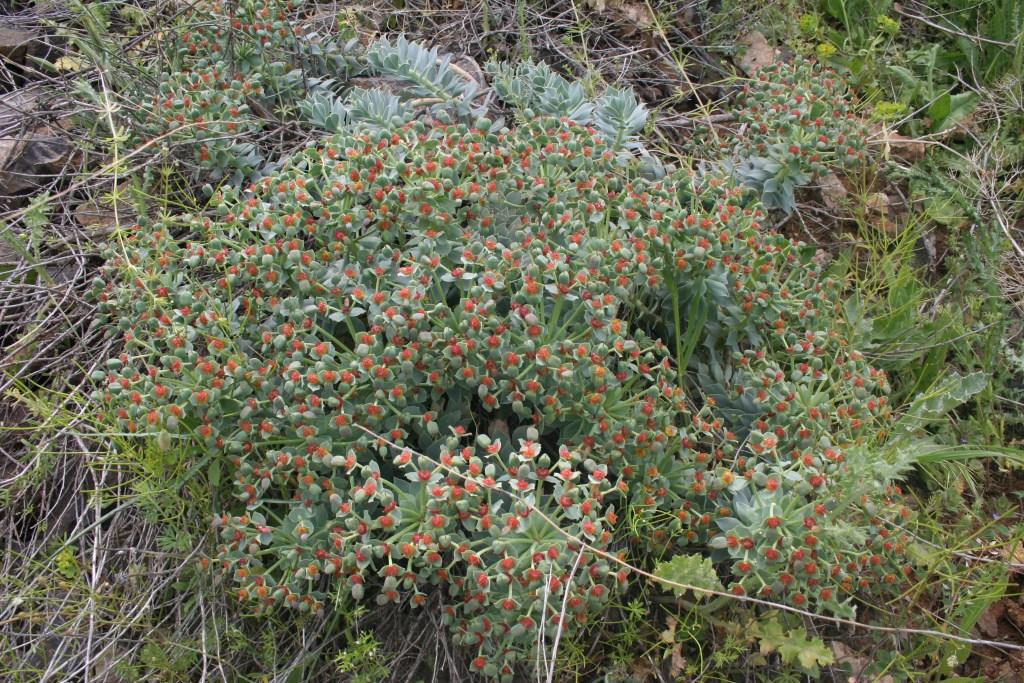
(94, 2, 914, 677)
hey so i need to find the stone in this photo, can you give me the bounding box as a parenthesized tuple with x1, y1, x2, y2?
(738, 31, 776, 75)
(0, 23, 37, 61)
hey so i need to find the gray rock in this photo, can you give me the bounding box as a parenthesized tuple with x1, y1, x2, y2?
(0, 23, 38, 61)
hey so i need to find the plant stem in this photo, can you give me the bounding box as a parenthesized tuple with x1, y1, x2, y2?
(666, 269, 685, 378)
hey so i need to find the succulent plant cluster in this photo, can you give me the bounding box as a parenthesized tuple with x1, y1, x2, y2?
(736, 60, 870, 171)
(705, 59, 872, 212)
(94, 4, 914, 678)
(137, 0, 358, 180)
